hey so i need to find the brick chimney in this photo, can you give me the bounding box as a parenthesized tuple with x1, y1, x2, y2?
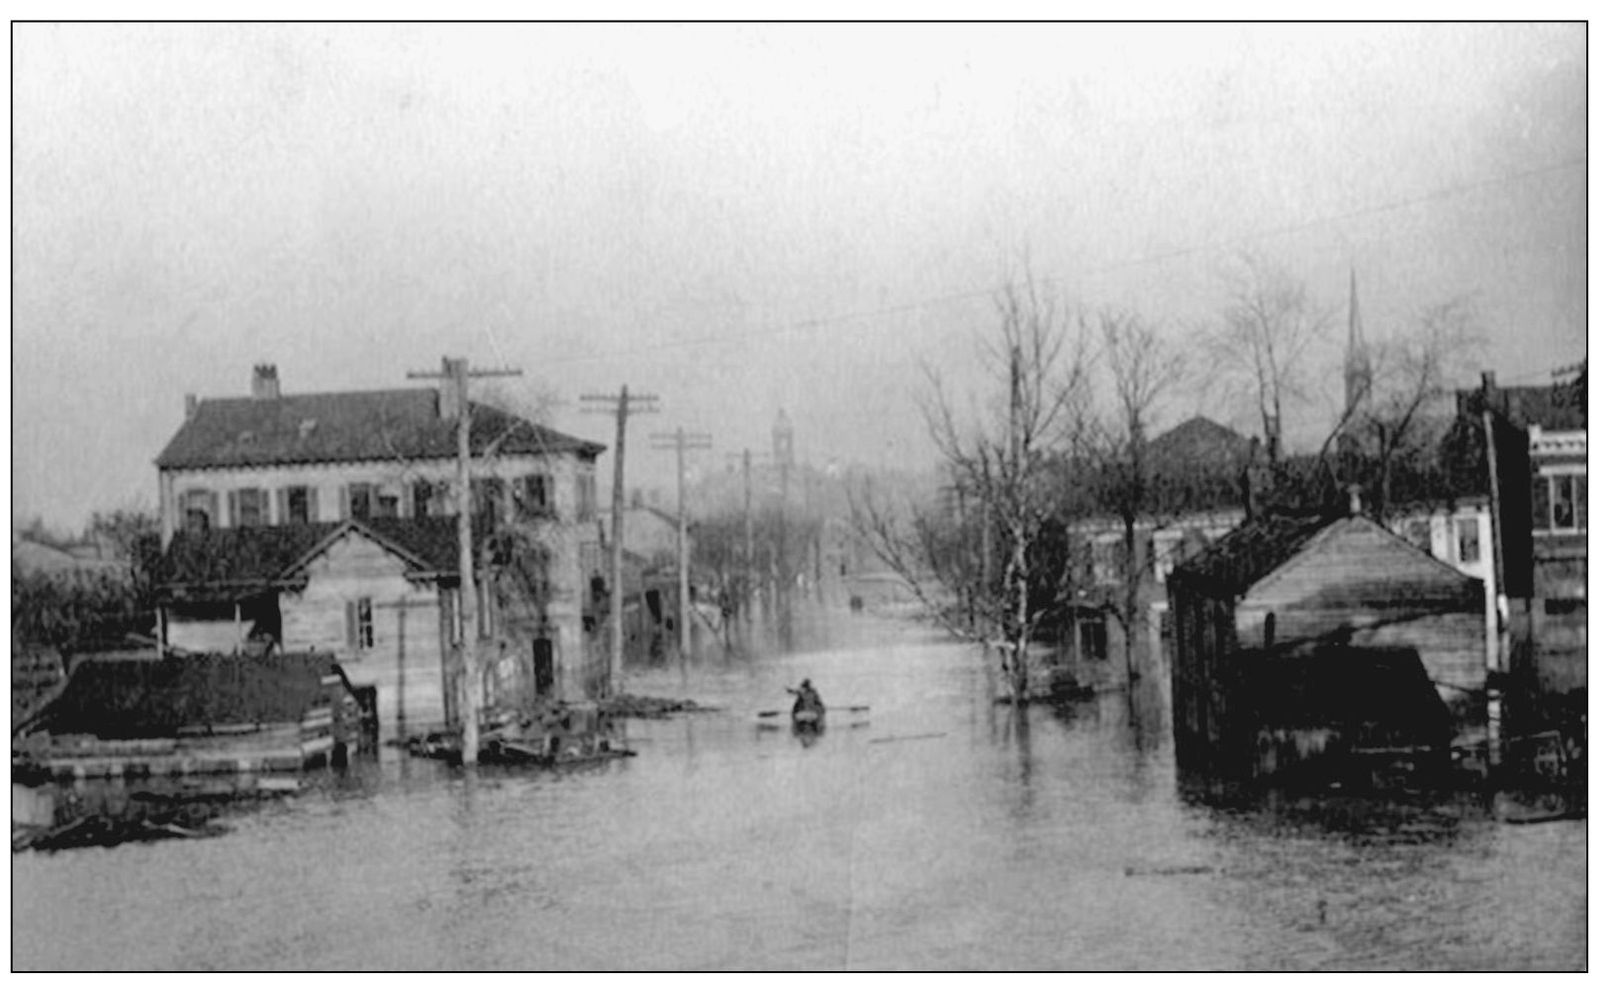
(184, 393, 199, 420)
(437, 356, 461, 421)
(252, 363, 281, 400)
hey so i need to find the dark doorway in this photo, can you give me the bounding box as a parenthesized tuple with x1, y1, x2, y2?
(533, 638, 555, 700)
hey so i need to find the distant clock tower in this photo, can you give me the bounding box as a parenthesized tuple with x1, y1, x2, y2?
(772, 408, 795, 470)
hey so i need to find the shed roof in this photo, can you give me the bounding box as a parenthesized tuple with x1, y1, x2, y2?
(157, 388, 604, 470)
(19, 650, 351, 739)
(157, 516, 466, 593)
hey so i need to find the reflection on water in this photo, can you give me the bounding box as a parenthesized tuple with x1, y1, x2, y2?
(12, 609, 1586, 970)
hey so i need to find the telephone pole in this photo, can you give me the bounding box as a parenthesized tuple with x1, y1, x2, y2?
(580, 387, 659, 696)
(406, 356, 521, 765)
(650, 427, 712, 662)
(727, 449, 773, 621)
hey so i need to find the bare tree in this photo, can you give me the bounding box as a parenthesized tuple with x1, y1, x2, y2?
(854, 271, 1089, 703)
(1205, 253, 1333, 464)
(1082, 311, 1186, 682)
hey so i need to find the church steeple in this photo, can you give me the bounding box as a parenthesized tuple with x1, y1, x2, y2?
(1344, 267, 1371, 414)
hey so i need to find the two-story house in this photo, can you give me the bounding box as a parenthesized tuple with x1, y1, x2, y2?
(153, 363, 605, 740)
(1453, 366, 1587, 715)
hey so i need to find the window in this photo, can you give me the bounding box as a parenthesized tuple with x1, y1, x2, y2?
(1153, 534, 1184, 582)
(230, 488, 267, 528)
(375, 493, 400, 519)
(519, 473, 554, 518)
(1078, 615, 1108, 661)
(282, 485, 312, 525)
(1092, 536, 1121, 584)
(346, 484, 374, 521)
(182, 489, 216, 534)
(346, 597, 375, 650)
(1535, 473, 1587, 533)
(1457, 518, 1481, 564)
(413, 480, 435, 519)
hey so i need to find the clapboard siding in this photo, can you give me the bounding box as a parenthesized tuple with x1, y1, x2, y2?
(1246, 520, 1480, 617)
(280, 532, 448, 740)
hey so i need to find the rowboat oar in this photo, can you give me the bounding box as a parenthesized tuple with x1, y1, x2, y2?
(757, 705, 869, 718)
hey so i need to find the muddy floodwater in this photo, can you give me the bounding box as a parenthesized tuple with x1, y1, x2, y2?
(11, 614, 1587, 970)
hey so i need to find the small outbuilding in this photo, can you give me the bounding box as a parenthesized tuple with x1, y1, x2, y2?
(1166, 507, 1487, 778)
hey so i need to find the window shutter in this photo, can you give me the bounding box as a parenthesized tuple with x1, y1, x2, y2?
(401, 482, 414, 520)
(308, 487, 319, 523)
(277, 487, 289, 526)
(339, 485, 350, 520)
(207, 491, 220, 527)
(345, 601, 357, 648)
(227, 490, 239, 528)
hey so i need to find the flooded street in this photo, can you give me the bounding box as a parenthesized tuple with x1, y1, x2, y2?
(12, 614, 1585, 971)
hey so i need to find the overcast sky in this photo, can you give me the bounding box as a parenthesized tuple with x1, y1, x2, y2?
(10, 23, 1588, 531)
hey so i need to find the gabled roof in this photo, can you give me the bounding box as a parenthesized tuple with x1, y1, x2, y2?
(156, 388, 604, 470)
(1172, 510, 1476, 596)
(157, 516, 465, 593)
(1145, 415, 1255, 471)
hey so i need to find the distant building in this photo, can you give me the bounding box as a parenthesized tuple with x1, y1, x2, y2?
(1067, 416, 1258, 682)
(11, 534, 129, 583)
(151, 363, 606, 737)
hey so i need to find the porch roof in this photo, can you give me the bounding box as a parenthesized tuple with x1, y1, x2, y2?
(157, 516, 467, 598)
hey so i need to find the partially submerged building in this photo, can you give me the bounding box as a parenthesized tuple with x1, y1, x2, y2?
(13, 650, 363, 780)
(152, 364, 606, 740)
(1166, 502, 1487, 779)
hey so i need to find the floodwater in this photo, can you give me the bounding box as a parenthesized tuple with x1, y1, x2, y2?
(11, 612, 1587, 970)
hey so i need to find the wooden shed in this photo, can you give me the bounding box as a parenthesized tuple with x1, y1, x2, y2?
(1166, 508, 1487, 778)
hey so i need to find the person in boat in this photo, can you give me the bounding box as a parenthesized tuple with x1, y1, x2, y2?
(788, 679, 825, 722)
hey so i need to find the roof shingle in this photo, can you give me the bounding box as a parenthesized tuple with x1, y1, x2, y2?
(156, 388, 604, 470)
(1170, 510, 1338, 594)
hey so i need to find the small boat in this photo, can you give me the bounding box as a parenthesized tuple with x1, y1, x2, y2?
(792, 705, 825, 730)
(787, 680, 826, 731)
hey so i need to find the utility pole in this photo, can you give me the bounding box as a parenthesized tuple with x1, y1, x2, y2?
(651, 427, 712, 663)
(580, 387, 659, 696)
(407, 356, 521, 765)
(727, 449, 773, 621)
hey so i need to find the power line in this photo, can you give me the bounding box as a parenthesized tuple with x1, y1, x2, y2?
(545, 156, 1586, 366)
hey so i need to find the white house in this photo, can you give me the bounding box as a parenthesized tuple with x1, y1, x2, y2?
(153, 364, 606, 737)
